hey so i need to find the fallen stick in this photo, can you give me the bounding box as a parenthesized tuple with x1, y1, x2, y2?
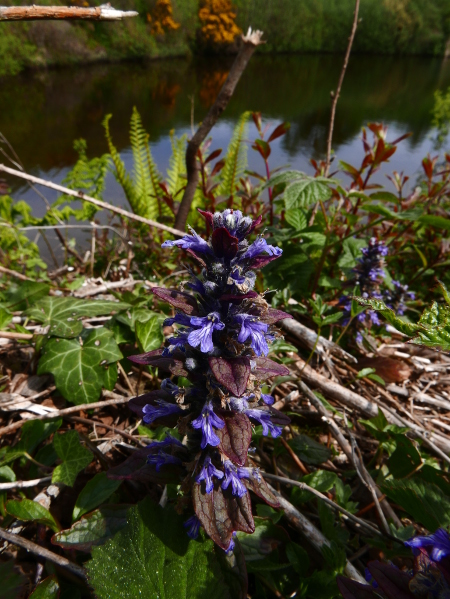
(298, 380, 402, 527)
(0, 5, 137, 21)
(0, 477, 52, 490)
(266, 483, 365, 583)
(281, 318, 357, 363)
(263, 473, 384, 538)
(0, 527, 86, 580)
(0, 331, 34, 340)
(0, 264, 37, 282)
(0, 164, 184, 237)
(0, 394, 129, 437)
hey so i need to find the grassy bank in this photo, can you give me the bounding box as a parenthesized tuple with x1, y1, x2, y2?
(1, 0, 450, 77)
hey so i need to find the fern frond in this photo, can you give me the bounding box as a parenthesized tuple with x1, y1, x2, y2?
(218, 111, 251, 201)
(167, 131, 187, 198)
(103, 114, 139, 214)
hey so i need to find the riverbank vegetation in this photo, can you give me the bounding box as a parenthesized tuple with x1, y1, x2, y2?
(1, 0, 450, 77)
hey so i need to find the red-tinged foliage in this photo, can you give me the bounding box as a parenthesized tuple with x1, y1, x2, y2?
(216, 412, 253, 466)
(208, 356, 251, 396)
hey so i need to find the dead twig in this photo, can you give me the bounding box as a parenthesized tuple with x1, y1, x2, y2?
(0, 527, 87, 580)
(0, 5, 137, 21)
(0, 394, 129, 437)
(0, 477, 52, 490)
(0, 164, 184, 237)
(174, 28, 264, 231)
(325, 0, 360, 175)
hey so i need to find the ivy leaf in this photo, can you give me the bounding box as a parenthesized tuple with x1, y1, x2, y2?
(86, 498, 248, 598)
(72, 472, 122, 521)
(24, 296, 130, 338)
(38, 327, 122, 404)
(6, 499, 59, 532)
(5, 281, 50, 311)
(135, 314, 165, 353)
(52, 431, 93, 487)
(28, 576, 60, 599)
(52, 505, 130, 552)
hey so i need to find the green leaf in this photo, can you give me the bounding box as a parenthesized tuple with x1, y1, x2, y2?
(357, 367, 376, 379)
(381, 478, 450, 531)
(6, 499, 59, 532)
(289, 434, 332, 465)
(5, 281, 50, 311)
(419, 214, 450, 230)
(237, 517, 289, 564)
(38, 327, 122, 404)
(321, 311, 343, 326)
(284, 208, 307, 231)
(388, 436, 421, 478)
(86, 498, 247, 599)
(286, 542, 309, 576)
(17, 419, 62, 454)
(29, 576, 60, 599)
(52, 505, 130, 552)
(0, 561, 27, 599)
(0, 466, 16, 482)
(0, 307, 12, 330)
(284, 177, 331, 210)
(25, 296, 130, 338)
(52, 431, 93, 487)
(135, 314, 165, 353)
(73, 472, 122, 521)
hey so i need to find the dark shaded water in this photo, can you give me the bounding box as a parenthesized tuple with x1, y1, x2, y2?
(1, 53, 450, 218)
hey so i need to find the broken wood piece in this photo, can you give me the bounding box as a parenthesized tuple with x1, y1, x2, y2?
(0, 5, 138, 21)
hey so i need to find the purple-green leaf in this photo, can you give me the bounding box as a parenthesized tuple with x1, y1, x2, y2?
(217, 412, 252, 466)
(209, 357, 251, 397)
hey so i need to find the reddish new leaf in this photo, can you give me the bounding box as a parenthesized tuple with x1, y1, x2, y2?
(245, 475, 279, 508)
(193, 484, 255, 550)
(128, 349, 188, 376)
(197, 209, 214, 228)
(211, 227, 239, 260)
(367, 561, 414, 599)
(250, 254, 281, 269)
(336, 576, 378, 599)
(253, 357, 290, 379)
(219, 292, 258, 303)
(268, 122, 290, 143)
(107, 447, 182, 485)
(248, 214, 262, 235)
(261, 308, 292, 324)
(217, 412, 252, 466)
(209, 357, 251, 396)
(151, 287, 199, 315)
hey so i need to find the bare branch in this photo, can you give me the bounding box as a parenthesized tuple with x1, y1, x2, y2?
(0, 5, 138, 21)
(0, 164, 184, 237)
(0, 477, 51, 490)
(0, 527, 87, 580)
(325, 0, 360, 175)
(174, 28, 264, 231)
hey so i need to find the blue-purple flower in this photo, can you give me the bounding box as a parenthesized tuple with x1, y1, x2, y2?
(184, 515, 201, 540)
(235, 314, 270, 356)
(245, 408, 283, 438)
(191, 401, 225, 449)
(142, 400, 182, 425)
(405, 528, 450, 562)
(187, 312, 225, 353)
(162, 227, 212, 255)
(221, 460, 250, 497)
(239, 237, 283, 261)
(147, 451, 182, 471)
(196, 456, 224, 493)
(261, 393, 275, 406)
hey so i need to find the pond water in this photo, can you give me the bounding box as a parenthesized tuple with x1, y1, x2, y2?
(1, 53, 450, 222)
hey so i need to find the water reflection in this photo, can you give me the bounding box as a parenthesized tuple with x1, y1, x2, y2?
(1, 53, 449, 199)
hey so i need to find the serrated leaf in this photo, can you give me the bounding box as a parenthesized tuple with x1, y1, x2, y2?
(17, 419, 62, 454)
(29, 576, 60, 599)
(135, 314, 164, 353)
(289, 434, 331, 465)
(52, 505, 130, 552)
(24, 296, 130, 338)
(286, 542, 310, 576)
(38, 327, 123, 404)
(72, 472, 122, 521)
(381, 478, 450, 531)
(284, 177, 332, 210)
(151, 287, 199, 315)
(284, 208, 307, 231)
(236, 517, 289, 563)
(86, 498, 247, 598)
(6, 498, 59, 532)
(252, 357, 290, 379)
(52, 431, 93, 487)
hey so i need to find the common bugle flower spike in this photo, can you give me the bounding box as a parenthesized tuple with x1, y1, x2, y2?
(125, 209, 292, 551)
